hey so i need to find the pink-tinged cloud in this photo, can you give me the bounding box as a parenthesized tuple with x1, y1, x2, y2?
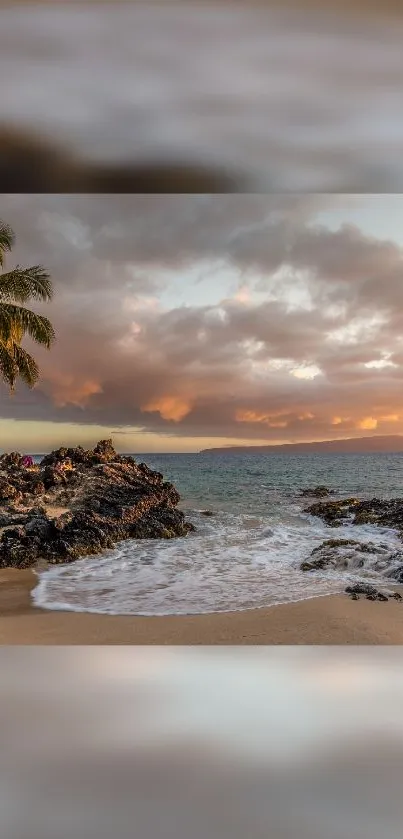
(141, 397, 193, 423)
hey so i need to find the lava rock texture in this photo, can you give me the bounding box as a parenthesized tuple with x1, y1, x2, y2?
(0, 440, 194, 569)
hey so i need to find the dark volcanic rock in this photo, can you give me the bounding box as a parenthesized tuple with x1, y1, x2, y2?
(301, 486, 335, 498)
(42, 465, 66, 490)
(24, 511, 53, 539)
(0, 479, 21, 503)
(305, 496, 403, 531)
(300, 538, 403, 593)
(345, 583, 393, 602)
(304, 498, 360, 527)
(0, 526, 40, 568)
(0, 451, 23, 469)
(0, 511, 29, 528)
(351, 498, 403, 530)
(93, 439, 117, 461)
(40, 438, 127, 469)
(345, 583, 379, 597)
(303, 497, 403, 585)
(0, 440, 195, 568)
(300, 538, 388, 572)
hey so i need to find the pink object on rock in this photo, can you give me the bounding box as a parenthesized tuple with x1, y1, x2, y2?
(22, 455, 34, 468)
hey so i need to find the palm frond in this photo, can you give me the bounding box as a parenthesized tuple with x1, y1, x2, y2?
(0, 265, 53, 303)
(0, 341, 17, 389)
(0, 221, 55, 390)
(0, 306, 14, 343)
(0, 221, 15, 269)
(0, 304, 55, 347)
(11, 343, 39, 387)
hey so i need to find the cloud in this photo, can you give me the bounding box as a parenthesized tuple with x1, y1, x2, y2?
(357, 417, 378, 431)
(43, 375, 104, 409)
(141, 397, 193, 423)
(2, 194, 403, 447)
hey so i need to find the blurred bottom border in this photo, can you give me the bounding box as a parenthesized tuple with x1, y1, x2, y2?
(1, 646, 403, 839)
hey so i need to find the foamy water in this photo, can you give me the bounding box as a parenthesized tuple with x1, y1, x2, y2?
(32, 452, 403, 615)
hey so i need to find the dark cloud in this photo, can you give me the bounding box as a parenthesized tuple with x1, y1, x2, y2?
(1, 195, 403, 445)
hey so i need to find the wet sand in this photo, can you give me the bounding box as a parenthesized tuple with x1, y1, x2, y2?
(1, 569, 403, 644)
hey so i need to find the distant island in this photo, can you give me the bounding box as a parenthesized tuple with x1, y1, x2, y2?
(200, 435, 403, 455)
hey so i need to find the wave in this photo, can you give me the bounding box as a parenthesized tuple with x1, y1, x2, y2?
(32, 508, 403, 616)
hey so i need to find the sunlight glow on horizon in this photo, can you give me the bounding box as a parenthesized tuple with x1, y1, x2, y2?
(1, 419, 403, 455)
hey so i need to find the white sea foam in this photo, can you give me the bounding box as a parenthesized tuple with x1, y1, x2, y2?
(32, 509, 403, 616)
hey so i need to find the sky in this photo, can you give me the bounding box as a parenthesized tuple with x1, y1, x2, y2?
(1, 194, 403, 453)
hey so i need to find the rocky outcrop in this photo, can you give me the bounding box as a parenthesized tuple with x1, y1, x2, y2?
(302, 498, 403, 587)
(304, 496, 403, 531)
(0, 440, 195, 569)
(345, 583, 402, 602)
(300, 538, 390, 572)
(301, 486, 334, 498)
(300, 535, 403, 589)
(303, 498, 361, 527)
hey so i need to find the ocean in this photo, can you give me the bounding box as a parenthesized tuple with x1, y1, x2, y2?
(32, 452, 403, 615)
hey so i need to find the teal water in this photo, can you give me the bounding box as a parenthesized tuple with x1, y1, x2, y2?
(136, 451, 403, 512)
(33, 453, 403, 615)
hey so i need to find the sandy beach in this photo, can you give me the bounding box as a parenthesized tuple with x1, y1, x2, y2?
(0, 569, 402, 644)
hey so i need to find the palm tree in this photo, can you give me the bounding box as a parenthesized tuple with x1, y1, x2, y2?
(0, 220, 55, 390)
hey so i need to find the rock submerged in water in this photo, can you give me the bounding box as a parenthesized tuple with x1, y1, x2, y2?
(302, 497, 403, 587)
(0, 440, 195, 569)
(300, 538, 390, 572)
(303, 498, 361, 527)
(301, 486, 335, 498)
(304, 496, 403, 531)
(300, 537, 403, 582)
(300, 538, 403, 602)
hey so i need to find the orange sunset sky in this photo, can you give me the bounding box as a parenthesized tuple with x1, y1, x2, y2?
(1, 194, 403, 453)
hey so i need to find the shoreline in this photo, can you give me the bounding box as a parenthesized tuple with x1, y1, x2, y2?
(1, 569, 403, 644)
